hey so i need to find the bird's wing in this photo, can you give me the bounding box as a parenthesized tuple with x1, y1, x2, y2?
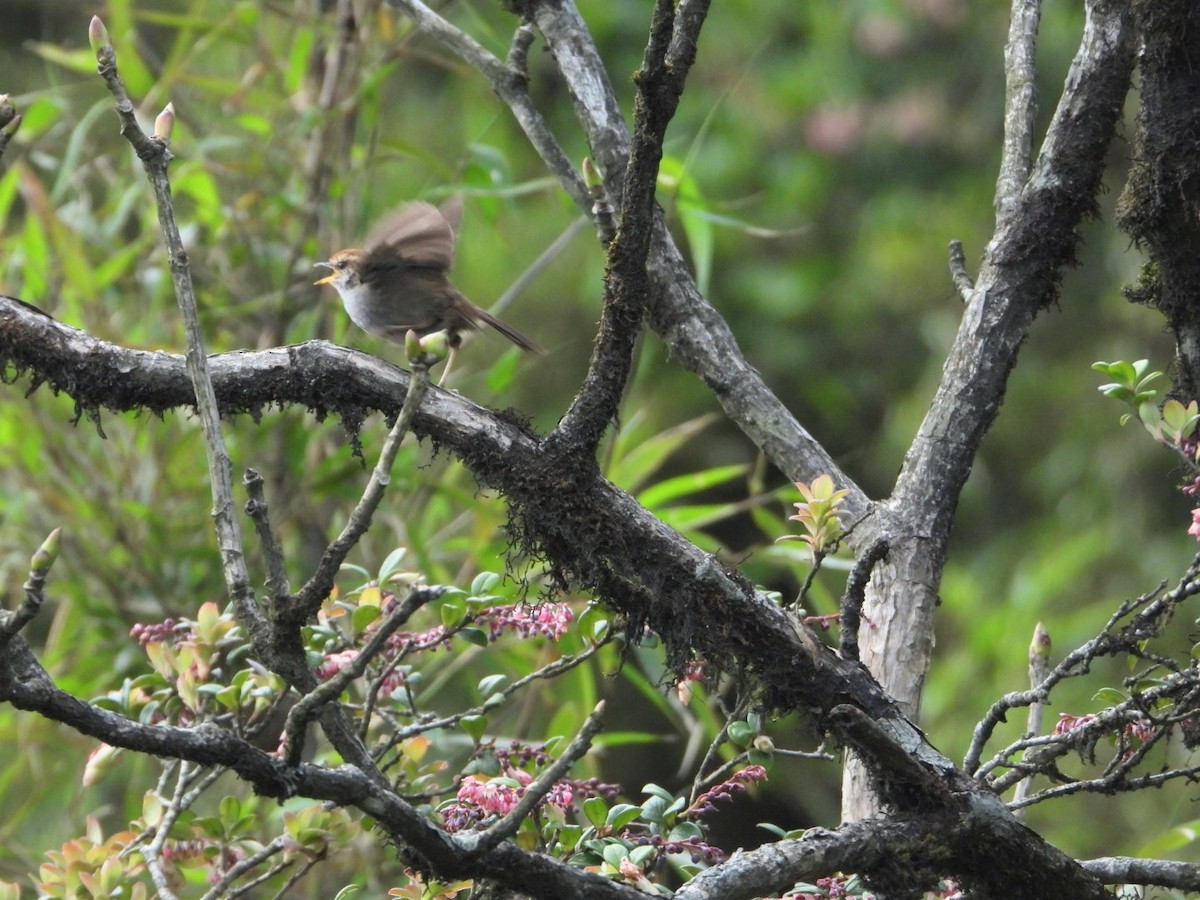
(363, 201, 456, 270)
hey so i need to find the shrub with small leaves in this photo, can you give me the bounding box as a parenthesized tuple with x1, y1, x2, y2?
(776, 475, 850, 562)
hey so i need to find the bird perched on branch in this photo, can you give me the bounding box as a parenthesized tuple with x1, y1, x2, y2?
(315, 196, 542, 379)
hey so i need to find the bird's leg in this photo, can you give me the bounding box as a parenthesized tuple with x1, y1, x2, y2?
(436, 330, 463, 387)
(437, 347, 457, 387)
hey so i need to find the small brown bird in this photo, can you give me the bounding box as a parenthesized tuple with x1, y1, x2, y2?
(314, 197, 542, 375)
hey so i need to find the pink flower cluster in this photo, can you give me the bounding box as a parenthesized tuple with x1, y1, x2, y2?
(457, 774, 525, 816)
(384, 625, 452, 655)
(442, 768, 574, 833)
(480, 603, 574, 641)
(314, 649, 359, 681)
(1054, 712, 1155, 749)
(685, 764, 768, 818)
(312, 601, 573, 692)
(1053, 712, 1096, 735)
(314, 648, 407, 694)
(379, 601, 572, 654)
(130, 618, 181, 644)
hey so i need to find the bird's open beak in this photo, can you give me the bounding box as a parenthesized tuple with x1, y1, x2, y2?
(313, 261, 336, 286)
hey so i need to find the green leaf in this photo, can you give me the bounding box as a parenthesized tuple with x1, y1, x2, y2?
(486, 348, 520, 394)
(601, 841, 631, 869)
(461, 715, 487, 743)
(458, 627, 489, 647)
(351, 604, 382, 634)
(576, 605, 610, 643)
(1092, 360, 1135, 383)
(1135, 817, 1200, 858)
(285, 28, 316, 94)
(638, 464, 749, 509)
(477, 674, 509, 697)
(26, 43, 99, 76)
(607, 414, 719, 493)
(629, 844, 657, 867)
(1096, 382, 1134, 403)
(378, 547, 409, 582)
(471, 571, 502, 595)
(555, 824, 584, 852)
(606, 804, 643, 830)
(592, 730, 669, 748)
(1137, 401, 1162, 437)
(218, 795, 242, 823)
(440, 595, 468, 629)
(1093, 687, 1127, 704)
(747, 747, 775, 768)
(583, 796, 609, 829)
(727, 720, 756, 746)
(658, 156, 714, 294)
(641, 783, 675, 802)
(641, 794, 668, 824)
(12, 97, 64, 139)
(669, 820, 704, 840)
(1161, 399, 1200, 441)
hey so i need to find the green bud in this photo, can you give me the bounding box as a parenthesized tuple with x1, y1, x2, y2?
(1029, 621, 1051, 661)
(582, 157, 602, 189)
(404, 329, 422, 361)
(30, 527, 62, 574)
(419, 330, 449, 361)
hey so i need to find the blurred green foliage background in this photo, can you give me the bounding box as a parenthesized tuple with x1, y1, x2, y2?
(0, 0, 1195, 893)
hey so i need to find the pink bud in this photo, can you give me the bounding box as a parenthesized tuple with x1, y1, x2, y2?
(153, 102, 175, 143)
(89, 16, 113, 60)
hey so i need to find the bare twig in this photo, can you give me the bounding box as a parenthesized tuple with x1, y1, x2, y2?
(92, 18, 265, 643)
(583, 157, 617, 244)
(387, 0, 589, 212)
(994, 0, 1043, 230)
(244, 468, 291, 600)
(201, 836, 290, 900)
(506, 18, 536, 80)
(0, 529, 61, 643)
(948, 239, 974, 301)
(838, 538, 889, 661)
(378, 636, 610, 757)
(143, 761, 215, 900)
(549, 0, 712, 454)
(290, 363, 432, 622)
(1081, 856, 1200, 892)
(1012, 622, 1051, 814)
(965, 560, 1200, 775)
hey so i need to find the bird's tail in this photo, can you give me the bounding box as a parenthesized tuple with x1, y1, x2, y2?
(471, 305, 544, 354)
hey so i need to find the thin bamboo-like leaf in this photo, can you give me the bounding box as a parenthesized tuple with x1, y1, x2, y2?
(638, 463, 749, 509)
(608, 414, 719, 493)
